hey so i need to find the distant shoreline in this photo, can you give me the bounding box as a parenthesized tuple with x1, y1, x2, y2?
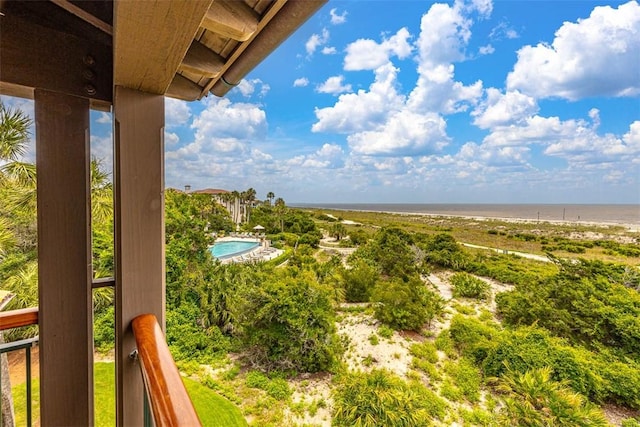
(292, 203, 640, 232)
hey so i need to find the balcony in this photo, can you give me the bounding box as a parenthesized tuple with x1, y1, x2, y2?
(0, 1, 325, 424)
(0, 308, 200, 426)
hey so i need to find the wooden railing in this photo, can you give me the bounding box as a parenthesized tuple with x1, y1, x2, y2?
(0, 307, 39, 330)
(0, 307, 39, 426)
(132, 313, 202, 427)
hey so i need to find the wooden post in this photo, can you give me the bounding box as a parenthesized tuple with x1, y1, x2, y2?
(113, 86, 165, 426)
(35, 89, 93, 426)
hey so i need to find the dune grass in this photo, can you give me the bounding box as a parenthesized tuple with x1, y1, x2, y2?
(11, 361, 245, 426)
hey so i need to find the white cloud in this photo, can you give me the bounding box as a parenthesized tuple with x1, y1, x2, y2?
(293, 77, 309, 87)
(235, 78, 270, 97)
(472, 89, 538, 129)
(191, 98, 267, 145)
(489, 21, 519, 40)
(287, 143, 345, 168)
(164, 131, 179, 147)
(478, 44, 494, 55)
(347, 111, 448, 156)
(165, 98, 191, 128)
(312, 64, 405, 133)
(305, 28, 330, 56)
(316, 76, 352, 95)
(322, 46, 337, 55)
(344, 27, 412, 71)
(330, 8, 347, 25)
(407, 2, 484, 114)
(96, 112, 111, 124)
(507, 1, 640, 100)
(481, 113, 640, 168)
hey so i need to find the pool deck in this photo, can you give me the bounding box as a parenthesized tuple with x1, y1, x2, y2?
(213, 235, 284, 264)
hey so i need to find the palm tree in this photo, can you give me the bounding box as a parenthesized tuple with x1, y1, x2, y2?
(266, 191, 275, 206)
(244, 187, 256, 223)
(0, 102, 32, 427)
(0, 101, 31, 162)
(274, 197, 286, 232)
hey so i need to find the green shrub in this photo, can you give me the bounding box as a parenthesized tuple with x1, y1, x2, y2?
(238, 270, 340, 372)
(377, 325, 394, 339)
(341, 260, 378, 302)
(444, 358, 481, 402)
(265, 378, 291, 400)
(448, 315, 498, 363)
(450, 272, 491, 300)
(496, 366, 608, 427)
(245, 371, 270, 389)
(621, 418, 640, 427)
(409, 341, 439, 364)
(333, 369, 445, 426)
(372, 276, 443, 331)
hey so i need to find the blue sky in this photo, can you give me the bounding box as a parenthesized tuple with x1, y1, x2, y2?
(3, 0, 640, 204)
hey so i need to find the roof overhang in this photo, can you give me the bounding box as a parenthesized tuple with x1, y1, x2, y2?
(0, 0, 327, 104)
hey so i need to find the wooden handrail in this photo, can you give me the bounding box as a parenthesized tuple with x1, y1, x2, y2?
(0, 307, 39, 331)
(132, 314, 202, 427)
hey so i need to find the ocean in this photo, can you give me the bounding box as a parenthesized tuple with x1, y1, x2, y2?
(291, 203, 640, 226)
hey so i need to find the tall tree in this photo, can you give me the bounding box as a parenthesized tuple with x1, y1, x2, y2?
(0, 100, 32, 427)
(266, 191, 275, 206)
(274, 197, 286, 232)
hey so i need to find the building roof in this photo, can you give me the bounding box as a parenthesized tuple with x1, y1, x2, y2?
(0, 0, 327, 103)
(192, 188, 230, 195)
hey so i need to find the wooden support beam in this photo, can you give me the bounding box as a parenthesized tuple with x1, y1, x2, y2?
(50, 0, 113, 35)
(166, 74, 205, 101)
(201, 0, 259, 42)
(179, 40, 225, 78)
(114, 0, 212, 94)
(113, 86, 165, 427)
(0, 14, 112, 103)
(35, 89, 93, 427)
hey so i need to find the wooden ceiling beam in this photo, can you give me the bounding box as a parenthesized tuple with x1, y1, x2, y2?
(50, 0, 112, 35)
(114, 0, 212, 95)
(201, 0, 259, 42)
(0, 13, 112, 103)
(179, 40, 224, 78)
(166, 74, 204, 101)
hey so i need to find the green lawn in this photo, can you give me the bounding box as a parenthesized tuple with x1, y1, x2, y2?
(11, 361, 246, 426)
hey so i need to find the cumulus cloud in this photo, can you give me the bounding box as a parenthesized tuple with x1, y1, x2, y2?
(191, 98, 266, 146)
(406, 2, 484, 114)
(330, 8, 347, 25)
(236, 78, 270, 97)
(344, 27, 412, 71)
(481, 112, 640, 168)
(312, 64, 405, 134)
(293, 77, 309, 87)
(322, 46, 337, 55)
(316, 76, 352, 95)
(164, 131, 179, 147)
(287, 143, 345, 168)
(96, 112, 111, 124)
(347, 111, 448, 156)
(507, 1, 640, 100)
(472, 89, 538, 129)
(165, 98, 191, 128)
(306, 28, 330, 56)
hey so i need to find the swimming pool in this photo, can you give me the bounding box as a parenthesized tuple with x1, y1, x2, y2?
(210, 240, 260, 260)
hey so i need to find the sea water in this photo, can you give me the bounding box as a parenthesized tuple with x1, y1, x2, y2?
(291, 204, 640, 226)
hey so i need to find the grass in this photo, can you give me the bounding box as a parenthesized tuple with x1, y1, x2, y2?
(11, 361, 245, 427)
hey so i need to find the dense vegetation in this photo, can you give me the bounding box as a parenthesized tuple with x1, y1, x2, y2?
(2, 102, 640, 425)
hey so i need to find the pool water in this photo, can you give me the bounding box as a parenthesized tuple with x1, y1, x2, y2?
(210, 241, 259, 260)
